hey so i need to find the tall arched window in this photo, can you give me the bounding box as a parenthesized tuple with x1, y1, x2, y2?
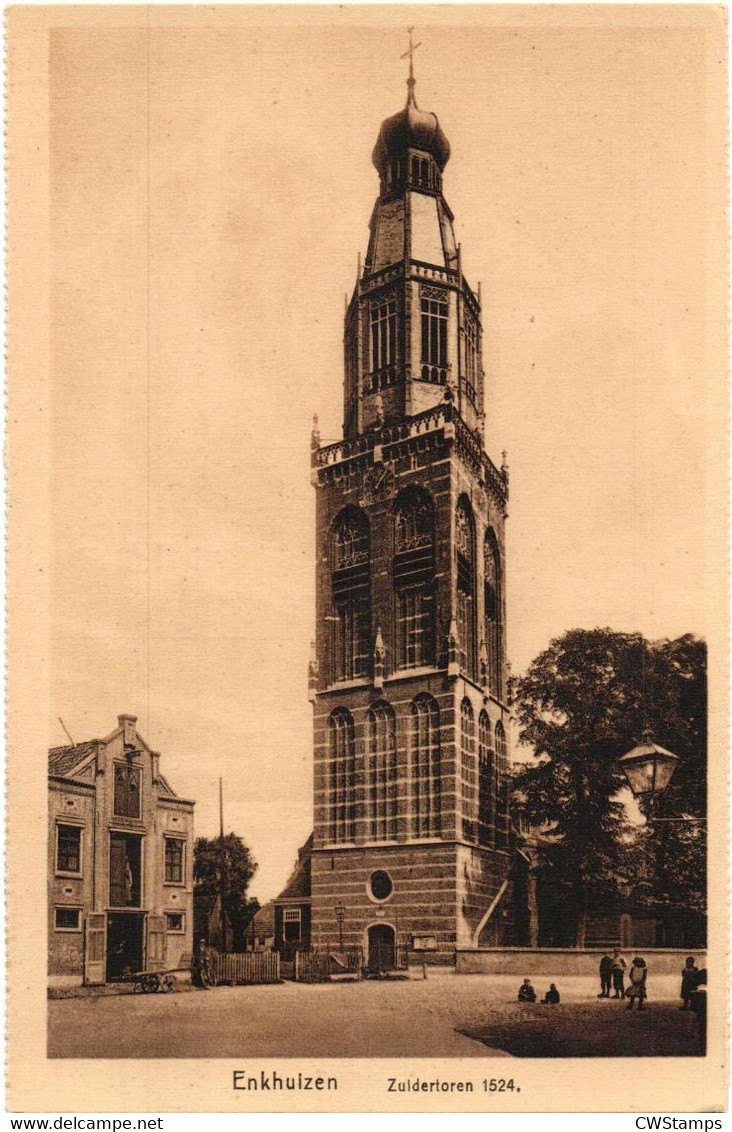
(495, 720, 509, 849)
(460, 698, 477, 842)
(394, 488, 435, 669)
(455, 498, 476, 677)
(484, 530, 503, 697)
(367, 702, 397, 841)
(328, 709, 355, 843)
(331, 508, 370, 682)
(478, 710, 495, 846)
(409, 694, 440, 838)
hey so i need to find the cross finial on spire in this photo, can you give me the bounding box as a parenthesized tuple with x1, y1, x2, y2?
(400, 26, 422, 106)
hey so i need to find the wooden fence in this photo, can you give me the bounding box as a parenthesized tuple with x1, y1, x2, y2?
(212, 950, 280, 984)
(295, 948, 363, 983)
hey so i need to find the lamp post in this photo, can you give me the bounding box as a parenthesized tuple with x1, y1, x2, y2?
(334, 904, 346, 952)
(617, 732, 704, 823)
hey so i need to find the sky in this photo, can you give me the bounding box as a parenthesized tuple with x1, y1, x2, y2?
(46, 8, 725, 903)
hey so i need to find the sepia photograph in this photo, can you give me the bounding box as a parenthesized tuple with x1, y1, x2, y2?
(6, 3, 728, 1114)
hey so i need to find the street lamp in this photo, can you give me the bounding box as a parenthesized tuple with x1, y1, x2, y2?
(334, 904, 346, 951)
(617, 731, 680, 802)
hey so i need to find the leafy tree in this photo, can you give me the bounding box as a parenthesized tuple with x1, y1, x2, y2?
(512, 629, 706, 945)
(193, 833, 258, 952)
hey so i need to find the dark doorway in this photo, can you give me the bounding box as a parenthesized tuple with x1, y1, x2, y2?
(106, 913, 144, 980)
(109, 832, 142, 908)
(367, 923, 395, 971)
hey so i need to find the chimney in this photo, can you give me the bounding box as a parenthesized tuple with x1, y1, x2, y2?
(118, 714, 138, 748)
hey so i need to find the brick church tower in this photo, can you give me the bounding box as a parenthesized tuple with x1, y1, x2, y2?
(305, 56, 521, 965)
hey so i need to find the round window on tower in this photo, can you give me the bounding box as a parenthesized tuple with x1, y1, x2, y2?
(368, 869, 393, 902)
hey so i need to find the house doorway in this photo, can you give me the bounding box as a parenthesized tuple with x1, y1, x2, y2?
(106, 912, 144, 981)
(367, 923, 395, 972)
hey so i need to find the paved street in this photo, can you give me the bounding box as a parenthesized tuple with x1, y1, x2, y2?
(48, 971, 700, 1059)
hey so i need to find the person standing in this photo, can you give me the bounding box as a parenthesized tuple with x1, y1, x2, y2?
(598, 952, 613, 998)
(611, 947, 627, 998)
(690, 969, 707, 1054)
(626, 957, 648, 1011)
(680, 956, 698, 1010)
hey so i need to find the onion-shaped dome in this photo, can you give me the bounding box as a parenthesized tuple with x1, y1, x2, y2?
(372, 84, 450, 176)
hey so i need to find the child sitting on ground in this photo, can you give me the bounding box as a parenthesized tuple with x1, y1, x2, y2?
(517, 978, 537, 1003)
(541, 983, 560, 1004)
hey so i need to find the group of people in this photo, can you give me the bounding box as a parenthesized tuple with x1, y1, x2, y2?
(517, 979, 559, 1004)
(514, 951, 707, 1026)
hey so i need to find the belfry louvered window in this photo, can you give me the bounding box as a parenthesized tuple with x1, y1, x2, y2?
(455, 498, 476, 678)
(394, 488, 435, 669)
(409, 694, 440, 838)
(369, 292, 397, 389)
(420, 286, 448, 384)
(484, 530, 503, 697)
(328, 709, 356, 842)
(460, 698, 477, 843)
(332, 508, 370, 682)
(478, 710, 495, 846)
(367, 702, 397, 841)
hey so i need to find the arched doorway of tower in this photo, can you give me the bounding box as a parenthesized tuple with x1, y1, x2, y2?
(366, 922, 395, 972)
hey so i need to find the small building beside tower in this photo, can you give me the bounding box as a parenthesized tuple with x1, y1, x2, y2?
(48, 713, 195, 986)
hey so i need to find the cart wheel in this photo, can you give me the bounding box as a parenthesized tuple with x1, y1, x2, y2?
(162, 974, 176, 993)
(141, 974, 158, 994)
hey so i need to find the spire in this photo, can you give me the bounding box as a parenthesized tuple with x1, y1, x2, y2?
(401, 26, 422, 107)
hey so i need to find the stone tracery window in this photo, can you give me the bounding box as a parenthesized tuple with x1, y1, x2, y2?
(495, 720, 509, 850)
(478, 710, 495, 846)
(369, 292, 397, 389)
(455, 498, 476, 678)
(394, 488, 435, 669)
(409, 694, 440, 838)
(420, 286, 448, 384)
(484, 529, 503, 697)
(328, 709, 356, 843)
(331, 508, 370, 682)
(460, 698, 477, 843)
(367, 702, 397, 842)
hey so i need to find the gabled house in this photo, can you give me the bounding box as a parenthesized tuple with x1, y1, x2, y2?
(48, 713, 195, 986)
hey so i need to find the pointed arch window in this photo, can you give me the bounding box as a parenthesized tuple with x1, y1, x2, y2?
(460, 698, 477, 842)
(328, 709, 356, 843)
(495, 720, 509, 849)
(455, 498, 477, 678)
(409, 694, 440, 838)
(394, 488, 435, 670)
(369, 292, 398, 389)
(420, 286, 448, 384)
(463, 312, 479, 408)
(331, 508, 370, 682)
(478, 710, 495, 846)
(484, 530, 503, 697)
(367, 702, 397, 842)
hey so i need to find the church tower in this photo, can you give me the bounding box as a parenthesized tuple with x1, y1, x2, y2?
(308, 48, 518, 965)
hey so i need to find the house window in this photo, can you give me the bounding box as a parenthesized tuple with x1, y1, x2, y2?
(420, 286, 448, 383)
(54, 907, 81, 931)
(328, 709, 356, 842)
(369, 292, 397, 388)
(56, 824, 82, 874)
(283, 907, 302, 943)
(367, 702, 397, 841)
(166, 912, 184, 933)
(164, 837, 185, 884)
(409, 694, 440, 838)
(113, 762, 141, 819)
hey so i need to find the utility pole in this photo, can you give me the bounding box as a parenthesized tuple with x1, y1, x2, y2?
(219, 777, 227, 954)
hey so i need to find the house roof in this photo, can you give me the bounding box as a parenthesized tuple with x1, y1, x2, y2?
(48, 741, 98, 778)
(275, 833, 312, 901)
(249, 901, 276, 935)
